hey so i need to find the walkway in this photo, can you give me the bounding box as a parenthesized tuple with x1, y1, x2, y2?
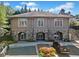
(9, 41, 53, 48)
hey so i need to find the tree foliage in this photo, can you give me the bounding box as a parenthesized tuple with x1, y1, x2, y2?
(13, 5, 32, 15)
(75, 14, 79, 19)
(0, 5, 8, 36)
(6, 6, 15, 16)
(0, 3, 15, 36)
(0, 5, 7, 27)
(70, 21, 77, 26)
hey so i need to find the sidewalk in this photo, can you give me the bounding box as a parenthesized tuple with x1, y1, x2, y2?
(9, 41, 53, 48)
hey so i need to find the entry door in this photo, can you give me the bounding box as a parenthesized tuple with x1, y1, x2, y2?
(37, 32, 45, 40)
(20, 33, 25, 40)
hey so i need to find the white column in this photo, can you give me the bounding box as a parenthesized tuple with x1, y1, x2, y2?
(34, 33, 36, 40)
(26, 31, 29, 40)
(45, 33, 48, 40)
(69, 33, 72, 41)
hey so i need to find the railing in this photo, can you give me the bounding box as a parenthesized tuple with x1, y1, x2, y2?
(0, 45, 8, 57)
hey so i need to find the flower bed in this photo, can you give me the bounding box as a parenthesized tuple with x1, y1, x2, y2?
(39, 47, 57, 57)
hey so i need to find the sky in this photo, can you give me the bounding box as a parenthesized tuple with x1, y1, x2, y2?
(1, 1, 79, 15)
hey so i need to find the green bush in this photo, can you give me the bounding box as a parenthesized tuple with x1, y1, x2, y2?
(0, 35, 17, 44)
(1, 35, 14, 41)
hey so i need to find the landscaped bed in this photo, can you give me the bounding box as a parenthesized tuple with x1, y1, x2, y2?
(37, 44, 57, 57)
(39, 47, 57, 57)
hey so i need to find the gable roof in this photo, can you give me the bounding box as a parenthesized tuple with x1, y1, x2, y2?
(9, 11, 73, 18)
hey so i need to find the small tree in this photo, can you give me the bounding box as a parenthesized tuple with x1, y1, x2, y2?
(0, 5, 7, 27)
(13, 10, 21, 15)
(75, 14, 79, 19)
(24, 4, 27, 13)
(38, 8, 40, 12)
(0, 4, 12, 37)
(28, 8, 31, 12)
(70, 21, 76, 26)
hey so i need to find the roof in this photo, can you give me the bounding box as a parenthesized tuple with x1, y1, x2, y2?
(9, 11, 73, 18)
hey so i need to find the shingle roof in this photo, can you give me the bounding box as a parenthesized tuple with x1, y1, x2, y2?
(9, 11, 73, 18)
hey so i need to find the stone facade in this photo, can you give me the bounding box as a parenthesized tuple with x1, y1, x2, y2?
(10, 12, 73, 41)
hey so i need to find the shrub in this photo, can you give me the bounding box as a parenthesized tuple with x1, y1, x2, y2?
(0, 35, 17, 44)
(0, 35, 15, 41)
(52, 42, 61, 53)
(39, 47, 57, 57)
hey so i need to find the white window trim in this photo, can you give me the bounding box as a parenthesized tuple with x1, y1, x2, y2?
(18, 19, 20, 27)
(37, 18, 44, 27)
(54, 19, 63, 27)
(61, 19, 63, 27)
(26, 32, 28, 40)
(18, 18, 28, 27)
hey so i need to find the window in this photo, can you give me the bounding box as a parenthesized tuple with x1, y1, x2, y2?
(18, 18, 27, 27)
(37, 18, 44, 27)
(54, 19, 63, 27)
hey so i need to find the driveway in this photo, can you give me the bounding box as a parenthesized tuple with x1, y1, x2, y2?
(7, 46, 37, 55)
(6, 41, 79, 57)
(6, 41, 53, 56)
(9, 41, 53, 48)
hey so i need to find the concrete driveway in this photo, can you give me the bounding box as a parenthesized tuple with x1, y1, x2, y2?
(5, 41, 79, 57)
(9, 41, 53, 48)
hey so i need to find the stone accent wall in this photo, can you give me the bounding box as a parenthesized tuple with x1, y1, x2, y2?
(11, 17, 70, 41)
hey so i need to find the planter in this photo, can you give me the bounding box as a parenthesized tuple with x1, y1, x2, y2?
(39, 47, 57, 57)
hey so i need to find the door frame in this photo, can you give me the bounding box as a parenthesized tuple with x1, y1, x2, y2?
(18, 32, 26, 41)
(36, 32, 45, 41)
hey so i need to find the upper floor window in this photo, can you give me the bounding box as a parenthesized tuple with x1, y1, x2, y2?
(37, 18, 44, 27)
(18, 18, 28, 27)
(54, 19, 63, 27)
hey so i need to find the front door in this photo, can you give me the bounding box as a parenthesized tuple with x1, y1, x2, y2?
(36, 32, 45, 41)
(18, 32, 26, 41)
(20, 33, 25, 40)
